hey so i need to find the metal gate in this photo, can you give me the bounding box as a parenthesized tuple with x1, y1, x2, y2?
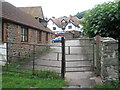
(61, 38, 95, 79)
(2, 37, 94, 79)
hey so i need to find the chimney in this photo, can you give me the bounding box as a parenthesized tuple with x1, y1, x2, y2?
(69, 15, 72, 19)
(52, 16, 55, 19)
(45, 17, 48, 21)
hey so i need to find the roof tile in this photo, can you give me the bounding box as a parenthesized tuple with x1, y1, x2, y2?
(2, 2, 52, 33)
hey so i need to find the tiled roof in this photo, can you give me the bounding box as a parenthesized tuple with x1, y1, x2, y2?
(2, 2, 52, 33)
(48, 16, 80, 29)
(19, 6, 44, 19)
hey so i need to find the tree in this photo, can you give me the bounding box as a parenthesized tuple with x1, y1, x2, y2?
(82, 2, 120, 40)
(75, 11, 87, 19)
(82, 1, 120, 81)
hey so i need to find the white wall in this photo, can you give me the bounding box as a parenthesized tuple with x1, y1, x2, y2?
(0, 43, 7, 66)
(0, 17, 7, 66)
(65, 23, 80, 31)
(47, 20, 63, 33)
(79, 24, 83, 32)
(47, 20, 81, 33)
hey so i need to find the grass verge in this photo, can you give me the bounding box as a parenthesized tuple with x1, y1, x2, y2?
(2, 71, 68, 88)
(2, 47, 68, 88)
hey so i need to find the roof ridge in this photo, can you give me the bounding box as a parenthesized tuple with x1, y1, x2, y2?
(2, 2, 51, 33)
(18, 6, 42, 8)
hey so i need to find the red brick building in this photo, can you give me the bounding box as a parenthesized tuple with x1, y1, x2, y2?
(2, 2, 52, 44)
(1, 2, 52, 61)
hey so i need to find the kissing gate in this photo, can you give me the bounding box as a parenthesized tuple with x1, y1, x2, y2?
(60, 37, 95, 79)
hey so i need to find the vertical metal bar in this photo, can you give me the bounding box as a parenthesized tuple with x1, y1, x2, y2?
(18, 52, 20, 60)
(57, 53, 59, 61)
(118, 40, 120, 82)
(118, 1, 120, 83)
(6, 42, 8, 71)
(61, 37, 65, 79)
(68, 46, 70, 55)
(32, 45, 35, 75)
(93, 44, 94, 71)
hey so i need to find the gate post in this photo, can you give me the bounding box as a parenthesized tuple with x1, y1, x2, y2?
(32, 45, 35, 75)
(95, 35, 101, 76)
(61, 37, 65, 79)
(6, 42, 9, 71)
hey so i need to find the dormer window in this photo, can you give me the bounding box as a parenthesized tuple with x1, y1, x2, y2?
(61, 20, 67, 24)
(39, 18, 48, 28)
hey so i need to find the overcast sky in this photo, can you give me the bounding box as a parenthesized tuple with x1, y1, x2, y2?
(5, 0, 114, 18)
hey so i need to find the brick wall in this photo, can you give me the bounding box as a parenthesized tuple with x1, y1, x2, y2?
(3, 22, 51, 61)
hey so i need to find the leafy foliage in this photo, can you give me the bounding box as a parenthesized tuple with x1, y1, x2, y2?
(82, 2, 120, 39)
(94, 80, 120, 89)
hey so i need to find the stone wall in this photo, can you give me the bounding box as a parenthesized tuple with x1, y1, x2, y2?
(99, 37, 119, 82)
(3, 22, 51, 62)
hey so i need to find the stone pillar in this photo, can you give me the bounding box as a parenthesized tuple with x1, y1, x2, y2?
(100, 37, 118, 82)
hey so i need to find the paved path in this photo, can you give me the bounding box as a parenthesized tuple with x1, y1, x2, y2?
(64, 40, 95, 88)
(22, 39, 95, 88)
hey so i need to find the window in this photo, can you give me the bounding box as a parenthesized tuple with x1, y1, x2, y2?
(38, 31, 42, 41)
(21, 27, 28, 42)
(61, 20, 67, 24)
(46, 33, 48, 41)
(53, 27, 56, 30)
(68, 25, 72, 29)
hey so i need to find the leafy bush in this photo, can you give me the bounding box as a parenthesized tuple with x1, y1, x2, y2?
(94, 80, 120, 89)
(82, 1, 120, 40)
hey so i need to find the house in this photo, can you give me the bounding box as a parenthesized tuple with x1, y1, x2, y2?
(47, 16, 82, 38)
(0, 1, 52, 65)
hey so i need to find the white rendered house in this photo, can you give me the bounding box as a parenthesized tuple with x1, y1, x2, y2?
(47, 16, 82, 34)
(47, 19, 63, 34)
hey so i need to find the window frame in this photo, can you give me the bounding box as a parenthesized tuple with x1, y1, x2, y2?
(21, 27, 28, 42)
(46, 32, 49, 41)
(53, 27, 56, 30)
(68, 25, 72, 29)
(37, 31, 42, 42)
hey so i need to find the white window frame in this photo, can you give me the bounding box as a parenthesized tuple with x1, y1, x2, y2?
(21, 27, 28, 42)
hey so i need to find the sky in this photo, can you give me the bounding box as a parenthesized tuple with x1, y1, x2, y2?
(5, 0, 114, 18)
